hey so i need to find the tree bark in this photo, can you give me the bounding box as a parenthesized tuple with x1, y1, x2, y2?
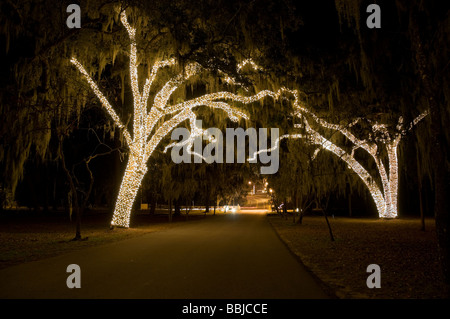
(413, 25, 450, 291)
(319, 196, 335, 241)
(323, 209, 335, 242)
(293, 191, 298, 223)
(150, 196, 156, 215)
(416, 149, 425, 231)
(297, 195, 304, 224)
(169, 198, 172, 223)
(174, 198, 181, 216)
(185, 199, 190, 221)
(205, 185, 210, 213)
(348, 183, 353, 217)
(110, 155, 146, 228)
(59, 137, 81, 240)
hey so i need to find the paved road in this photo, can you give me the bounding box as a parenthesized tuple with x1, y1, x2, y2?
(0, 212, 329, 299)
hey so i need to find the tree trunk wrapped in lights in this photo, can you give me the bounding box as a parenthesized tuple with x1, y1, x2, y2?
(71, 10, 281, 228)
(110, 154, 147, 227)
(253, 88, 429, 218)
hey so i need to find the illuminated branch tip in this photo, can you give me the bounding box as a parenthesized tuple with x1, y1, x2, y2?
(72, 10, 281, 227)
(255, 87, 430, 219)
(70, 57, 132, 146)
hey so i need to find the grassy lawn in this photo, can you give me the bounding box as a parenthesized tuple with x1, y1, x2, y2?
(0, 209, 208, 270)
(268, 214, 449, 299)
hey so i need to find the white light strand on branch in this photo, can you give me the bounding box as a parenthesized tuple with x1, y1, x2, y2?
(163, 111, 217, 161)
(253, 87, 429, 219)
(247, 134, 304, 161)
(71, 10, 278, 227)
(70, 58, 133, 146)
(163, 88, 294, 159)
(238, 59, 263, 72)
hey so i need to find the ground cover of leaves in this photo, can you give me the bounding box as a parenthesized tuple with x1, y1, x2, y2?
(268, 214, 448, 299)
(0, 210, 204, 270)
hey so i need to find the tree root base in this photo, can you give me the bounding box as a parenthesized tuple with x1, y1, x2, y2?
(71, 236, 89, 242)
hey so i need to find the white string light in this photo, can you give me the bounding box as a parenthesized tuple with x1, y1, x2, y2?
(72, 9, 430, 222)
(247, 134, 303, 161)
(70, 57, 133, 147)
(71, 10, 279, 227)
(237, 59, 263, 72)
(251, 87, 429, 219)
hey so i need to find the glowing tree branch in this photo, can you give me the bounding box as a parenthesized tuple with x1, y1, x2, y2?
(71, 10, 281, 227)
(251, 88, 429, 218)
(70, 58, 133, 146)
